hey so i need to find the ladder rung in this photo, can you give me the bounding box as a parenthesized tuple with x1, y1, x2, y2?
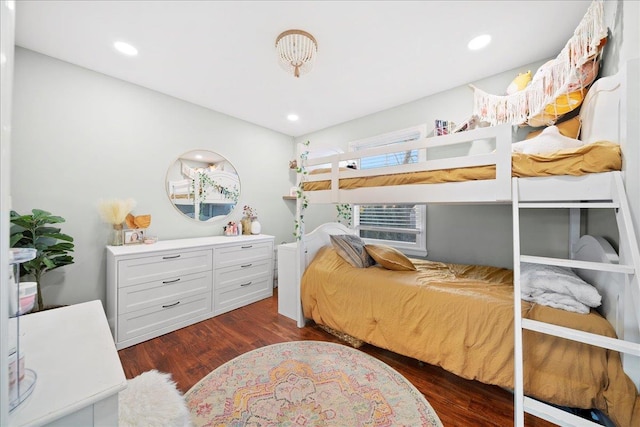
(518, 202, 618, 209)
(522, 319, 640, 356)
(520, 255, 635, 274)
(524, 397, 604, 427)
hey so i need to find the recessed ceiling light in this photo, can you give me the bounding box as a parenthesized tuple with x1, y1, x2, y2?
(287, 114, 299, 122)
(467, 34, 491, 51)
(195, 154, 203, 160)
(114, 41, 138, 56)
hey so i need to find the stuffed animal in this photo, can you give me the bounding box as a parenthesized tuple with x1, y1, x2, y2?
(506, 70, 532, 95)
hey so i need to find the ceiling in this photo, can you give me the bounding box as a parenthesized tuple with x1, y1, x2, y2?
(14, 1, 592, 137)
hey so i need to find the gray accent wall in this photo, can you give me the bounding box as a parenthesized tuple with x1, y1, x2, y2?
(11, 48, 294, 307)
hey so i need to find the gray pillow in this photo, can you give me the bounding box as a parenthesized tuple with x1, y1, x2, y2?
(329, 234, 375, 268)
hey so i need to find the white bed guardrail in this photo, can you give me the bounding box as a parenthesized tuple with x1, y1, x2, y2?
(301, 123, 514, 203)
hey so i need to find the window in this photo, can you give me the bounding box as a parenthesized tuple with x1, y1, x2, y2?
(354, 204, 426, 256)
(348, 125, 428, 257)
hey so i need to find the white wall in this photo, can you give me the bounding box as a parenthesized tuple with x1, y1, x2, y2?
(11, 48, 295, 307)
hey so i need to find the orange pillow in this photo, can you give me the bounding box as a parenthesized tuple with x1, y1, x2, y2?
(526, 116, 581, 140)
(364, 244, 416, 271)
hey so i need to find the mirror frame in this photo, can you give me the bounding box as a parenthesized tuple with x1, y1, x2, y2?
(165, 150, 240, 223)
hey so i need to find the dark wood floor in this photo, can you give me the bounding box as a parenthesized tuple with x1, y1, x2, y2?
(118, 290, 553, 426)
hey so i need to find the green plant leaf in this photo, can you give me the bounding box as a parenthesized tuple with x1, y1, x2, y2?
(35, 236, 57, 249)
(47, 255, 74, 269)
(10, 208, 75, 309)
(35, 226, 62, 235)
(9, 233, 23, 247)
(42, 257, 56, 269)
(41, 232, 74, 242)
(47, 242, 75, 252)
(9, 217, 34, 230)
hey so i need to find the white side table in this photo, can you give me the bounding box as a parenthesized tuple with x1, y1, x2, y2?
(277, 243, 298, 321)
(8, 300, 127, 426)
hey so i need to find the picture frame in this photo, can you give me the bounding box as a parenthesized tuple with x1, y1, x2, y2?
(123, 229, 145, 245)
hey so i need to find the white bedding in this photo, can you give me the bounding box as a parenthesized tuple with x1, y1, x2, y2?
(511, 125, 586, 155)
(520, 263, 602, 314)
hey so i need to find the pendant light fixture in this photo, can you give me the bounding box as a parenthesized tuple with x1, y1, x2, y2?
(275, 29, 318, 78)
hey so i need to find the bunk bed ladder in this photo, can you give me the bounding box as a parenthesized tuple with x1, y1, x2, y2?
(512, 172, 640, 427)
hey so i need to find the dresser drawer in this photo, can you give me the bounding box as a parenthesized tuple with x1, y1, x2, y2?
(107, 235, 275, 349)
(118, 271, 212, 315)
(214, 259, 271, 290)
(117, 292, 212, 343)
(118, 249, 212, 288)
(214, 242, 272, 268)
(214, 275, 272, 315)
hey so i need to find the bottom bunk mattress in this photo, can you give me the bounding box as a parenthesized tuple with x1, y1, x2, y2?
(301, 246, 639, 427)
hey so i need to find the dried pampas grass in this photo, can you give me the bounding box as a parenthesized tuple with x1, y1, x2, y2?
(98, 198, 136, 226)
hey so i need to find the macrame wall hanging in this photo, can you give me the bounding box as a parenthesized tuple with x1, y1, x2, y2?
(470, 0, 608, 128)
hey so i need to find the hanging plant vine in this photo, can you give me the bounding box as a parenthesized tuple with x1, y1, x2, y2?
(193, 172, 240, 204)
(294, 140, 310, 240)
(336, 203, 352, 228)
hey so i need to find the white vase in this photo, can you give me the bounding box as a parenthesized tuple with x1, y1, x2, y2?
(251, 219, 261, 235)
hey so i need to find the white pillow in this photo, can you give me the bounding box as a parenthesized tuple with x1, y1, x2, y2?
(520, 263, 602, 308)
(512, 125, 585, 155)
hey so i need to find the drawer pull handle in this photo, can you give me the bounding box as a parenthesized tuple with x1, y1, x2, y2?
(241, 263, 252, 268)
(162, 278, 181, 284)
(241, 245, 253, 249)
(162, 301, 180, 308)
(240, 282, 252, 287)
(163, 255, 181, 260)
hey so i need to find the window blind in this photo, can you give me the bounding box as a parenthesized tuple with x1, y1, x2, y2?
(352, 127, 423, 170)
(358, 204, 420, 243)
(348, 125, 428, 256)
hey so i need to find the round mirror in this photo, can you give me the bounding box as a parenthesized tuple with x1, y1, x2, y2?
(166, 150, 240, 222)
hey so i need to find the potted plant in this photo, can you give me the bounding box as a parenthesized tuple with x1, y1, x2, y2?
(9, 209, 75, 312)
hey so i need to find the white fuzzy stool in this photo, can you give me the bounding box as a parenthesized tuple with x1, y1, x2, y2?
(119, 370, 192, 427)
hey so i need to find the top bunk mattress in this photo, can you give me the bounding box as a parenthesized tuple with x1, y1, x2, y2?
(303, 141, 620, 191)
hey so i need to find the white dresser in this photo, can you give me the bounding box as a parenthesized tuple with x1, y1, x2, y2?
(213, 240, 274, 315)
(107, 234, 274, 349)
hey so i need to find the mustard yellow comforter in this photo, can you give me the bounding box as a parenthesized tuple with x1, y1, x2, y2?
(301, 246, 639, 426)
(303, 141, 621, 191)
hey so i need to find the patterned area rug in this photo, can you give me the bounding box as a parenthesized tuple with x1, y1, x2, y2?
(185, 341, 442, 426)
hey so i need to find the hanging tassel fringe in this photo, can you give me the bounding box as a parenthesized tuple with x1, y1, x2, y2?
(472, 0, 607, 127)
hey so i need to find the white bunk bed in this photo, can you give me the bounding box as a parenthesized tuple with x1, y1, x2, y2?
(293, 62, 640, 427)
